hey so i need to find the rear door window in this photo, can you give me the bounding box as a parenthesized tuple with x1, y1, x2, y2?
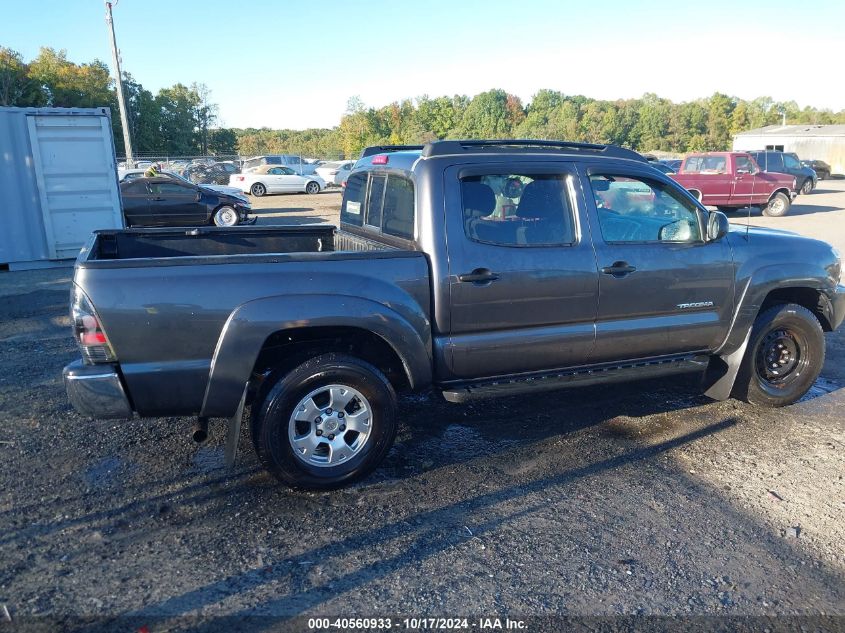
(460, 173, 575, 246)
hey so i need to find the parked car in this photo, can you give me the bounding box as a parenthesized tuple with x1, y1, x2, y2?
(315, 160, 355, 186)
(64, 139, 845, 490)
(747, 150, 817, 195)
(182, 162, 239, 186)
(801, 159, 831, 180)
(120, 177, 254, 227)
(118, 169, 247, 199)
(230, 165, 325, 197)
(672, 152, 796, 216)
(241, 155, 316, 175)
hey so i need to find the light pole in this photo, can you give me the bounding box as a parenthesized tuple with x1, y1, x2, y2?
(105, 1, 134, 168)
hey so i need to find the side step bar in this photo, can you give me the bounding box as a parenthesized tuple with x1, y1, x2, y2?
(440, 354, 709, 404)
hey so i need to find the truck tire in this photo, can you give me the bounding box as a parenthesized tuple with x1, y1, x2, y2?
(763, 192, 790, 217)
(733, 303, 824, 407)
(800, 179, 814, 195)
(251, 353, 397, 489)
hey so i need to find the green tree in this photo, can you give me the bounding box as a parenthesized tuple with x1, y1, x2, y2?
(459, 89, 512, 138)
(208, 128, 238, 155)
(156, 83, 201, 155)
(0, 46, 46, 106)
(28, 47, 112, 108)
(706, 93, 735, 150)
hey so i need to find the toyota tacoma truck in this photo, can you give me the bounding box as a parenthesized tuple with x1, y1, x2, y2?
(63, 140, 845, 489)
(671, 151, 796, 217)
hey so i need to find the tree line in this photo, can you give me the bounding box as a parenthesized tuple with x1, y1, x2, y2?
(3, 46, 845, 160)
(0, 46, 235, 156)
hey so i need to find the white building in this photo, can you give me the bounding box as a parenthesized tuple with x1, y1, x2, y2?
(733, 124, 845, 176)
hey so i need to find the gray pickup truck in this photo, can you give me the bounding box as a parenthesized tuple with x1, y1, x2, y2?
(64, 140, 845, 489)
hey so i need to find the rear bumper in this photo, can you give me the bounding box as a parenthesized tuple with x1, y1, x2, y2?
(63, 360, 133, 419)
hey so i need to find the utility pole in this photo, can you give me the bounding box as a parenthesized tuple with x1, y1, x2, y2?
(105, 1, 134, 167)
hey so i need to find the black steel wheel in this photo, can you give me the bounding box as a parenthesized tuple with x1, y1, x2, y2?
(734, 303, 825, 407)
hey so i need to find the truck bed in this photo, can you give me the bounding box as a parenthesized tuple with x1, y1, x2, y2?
(82, 225, 396, 263)
(74, 224, 431, 417)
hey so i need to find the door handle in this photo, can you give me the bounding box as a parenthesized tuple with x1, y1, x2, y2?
(458, 268, 500, 284)
(601, 261, 637, 277)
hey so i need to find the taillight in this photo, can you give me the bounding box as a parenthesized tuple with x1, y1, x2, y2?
(236, 176, 244, 181)
(71, 285, 116, 364)
(372, 154, 388, 165)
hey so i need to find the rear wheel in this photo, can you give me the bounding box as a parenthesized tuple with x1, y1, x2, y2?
(305, 181, 321, 195)
(250, 182, 266, 197)
(251, 353, 397, 489)
(213, 206, 238, 227)
(734, 303, 825, 407)
(800, 179, 814, 195)
(763, 192, 790, 217)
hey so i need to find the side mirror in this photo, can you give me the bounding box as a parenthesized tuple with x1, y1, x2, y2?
(706, 210, 729, 242)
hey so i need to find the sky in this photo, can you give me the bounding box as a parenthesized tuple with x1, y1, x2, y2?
(4, 0, 845, 130)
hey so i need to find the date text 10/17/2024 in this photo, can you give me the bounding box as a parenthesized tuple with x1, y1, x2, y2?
(307, 617, 527, 630)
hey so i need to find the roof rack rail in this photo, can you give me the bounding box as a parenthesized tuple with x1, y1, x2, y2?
(421, 139, 647, 162)
(360, 145, 424, 158)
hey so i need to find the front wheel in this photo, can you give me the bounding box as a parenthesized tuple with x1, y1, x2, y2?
(800, 179, 814, 195)
(733, 303, 825, 407)
(213, 206, 239, 227)
(763, 192, 790, 217)
(251, 353, 397, 489)
(305, 181, 321, 195)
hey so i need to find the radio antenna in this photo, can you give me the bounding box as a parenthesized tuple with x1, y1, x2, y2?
(746, 156, 755, 242)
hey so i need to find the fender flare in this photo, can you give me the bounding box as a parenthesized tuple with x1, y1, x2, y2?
(703, 264, 830, 400)
(200, 294, 432, 418)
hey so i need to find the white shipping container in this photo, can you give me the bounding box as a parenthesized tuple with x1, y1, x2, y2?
(0, 107, 124, 269)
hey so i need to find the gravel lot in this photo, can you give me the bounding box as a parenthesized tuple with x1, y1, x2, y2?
(0, 181, 844, 630)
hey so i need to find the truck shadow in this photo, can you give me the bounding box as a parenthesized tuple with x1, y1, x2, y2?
(775, 204, 842, 217)
(115, 414, 845, 625)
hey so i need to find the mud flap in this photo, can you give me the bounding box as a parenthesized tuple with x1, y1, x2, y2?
(224, 384, 248, 467)
(702, 327, 753, 401)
